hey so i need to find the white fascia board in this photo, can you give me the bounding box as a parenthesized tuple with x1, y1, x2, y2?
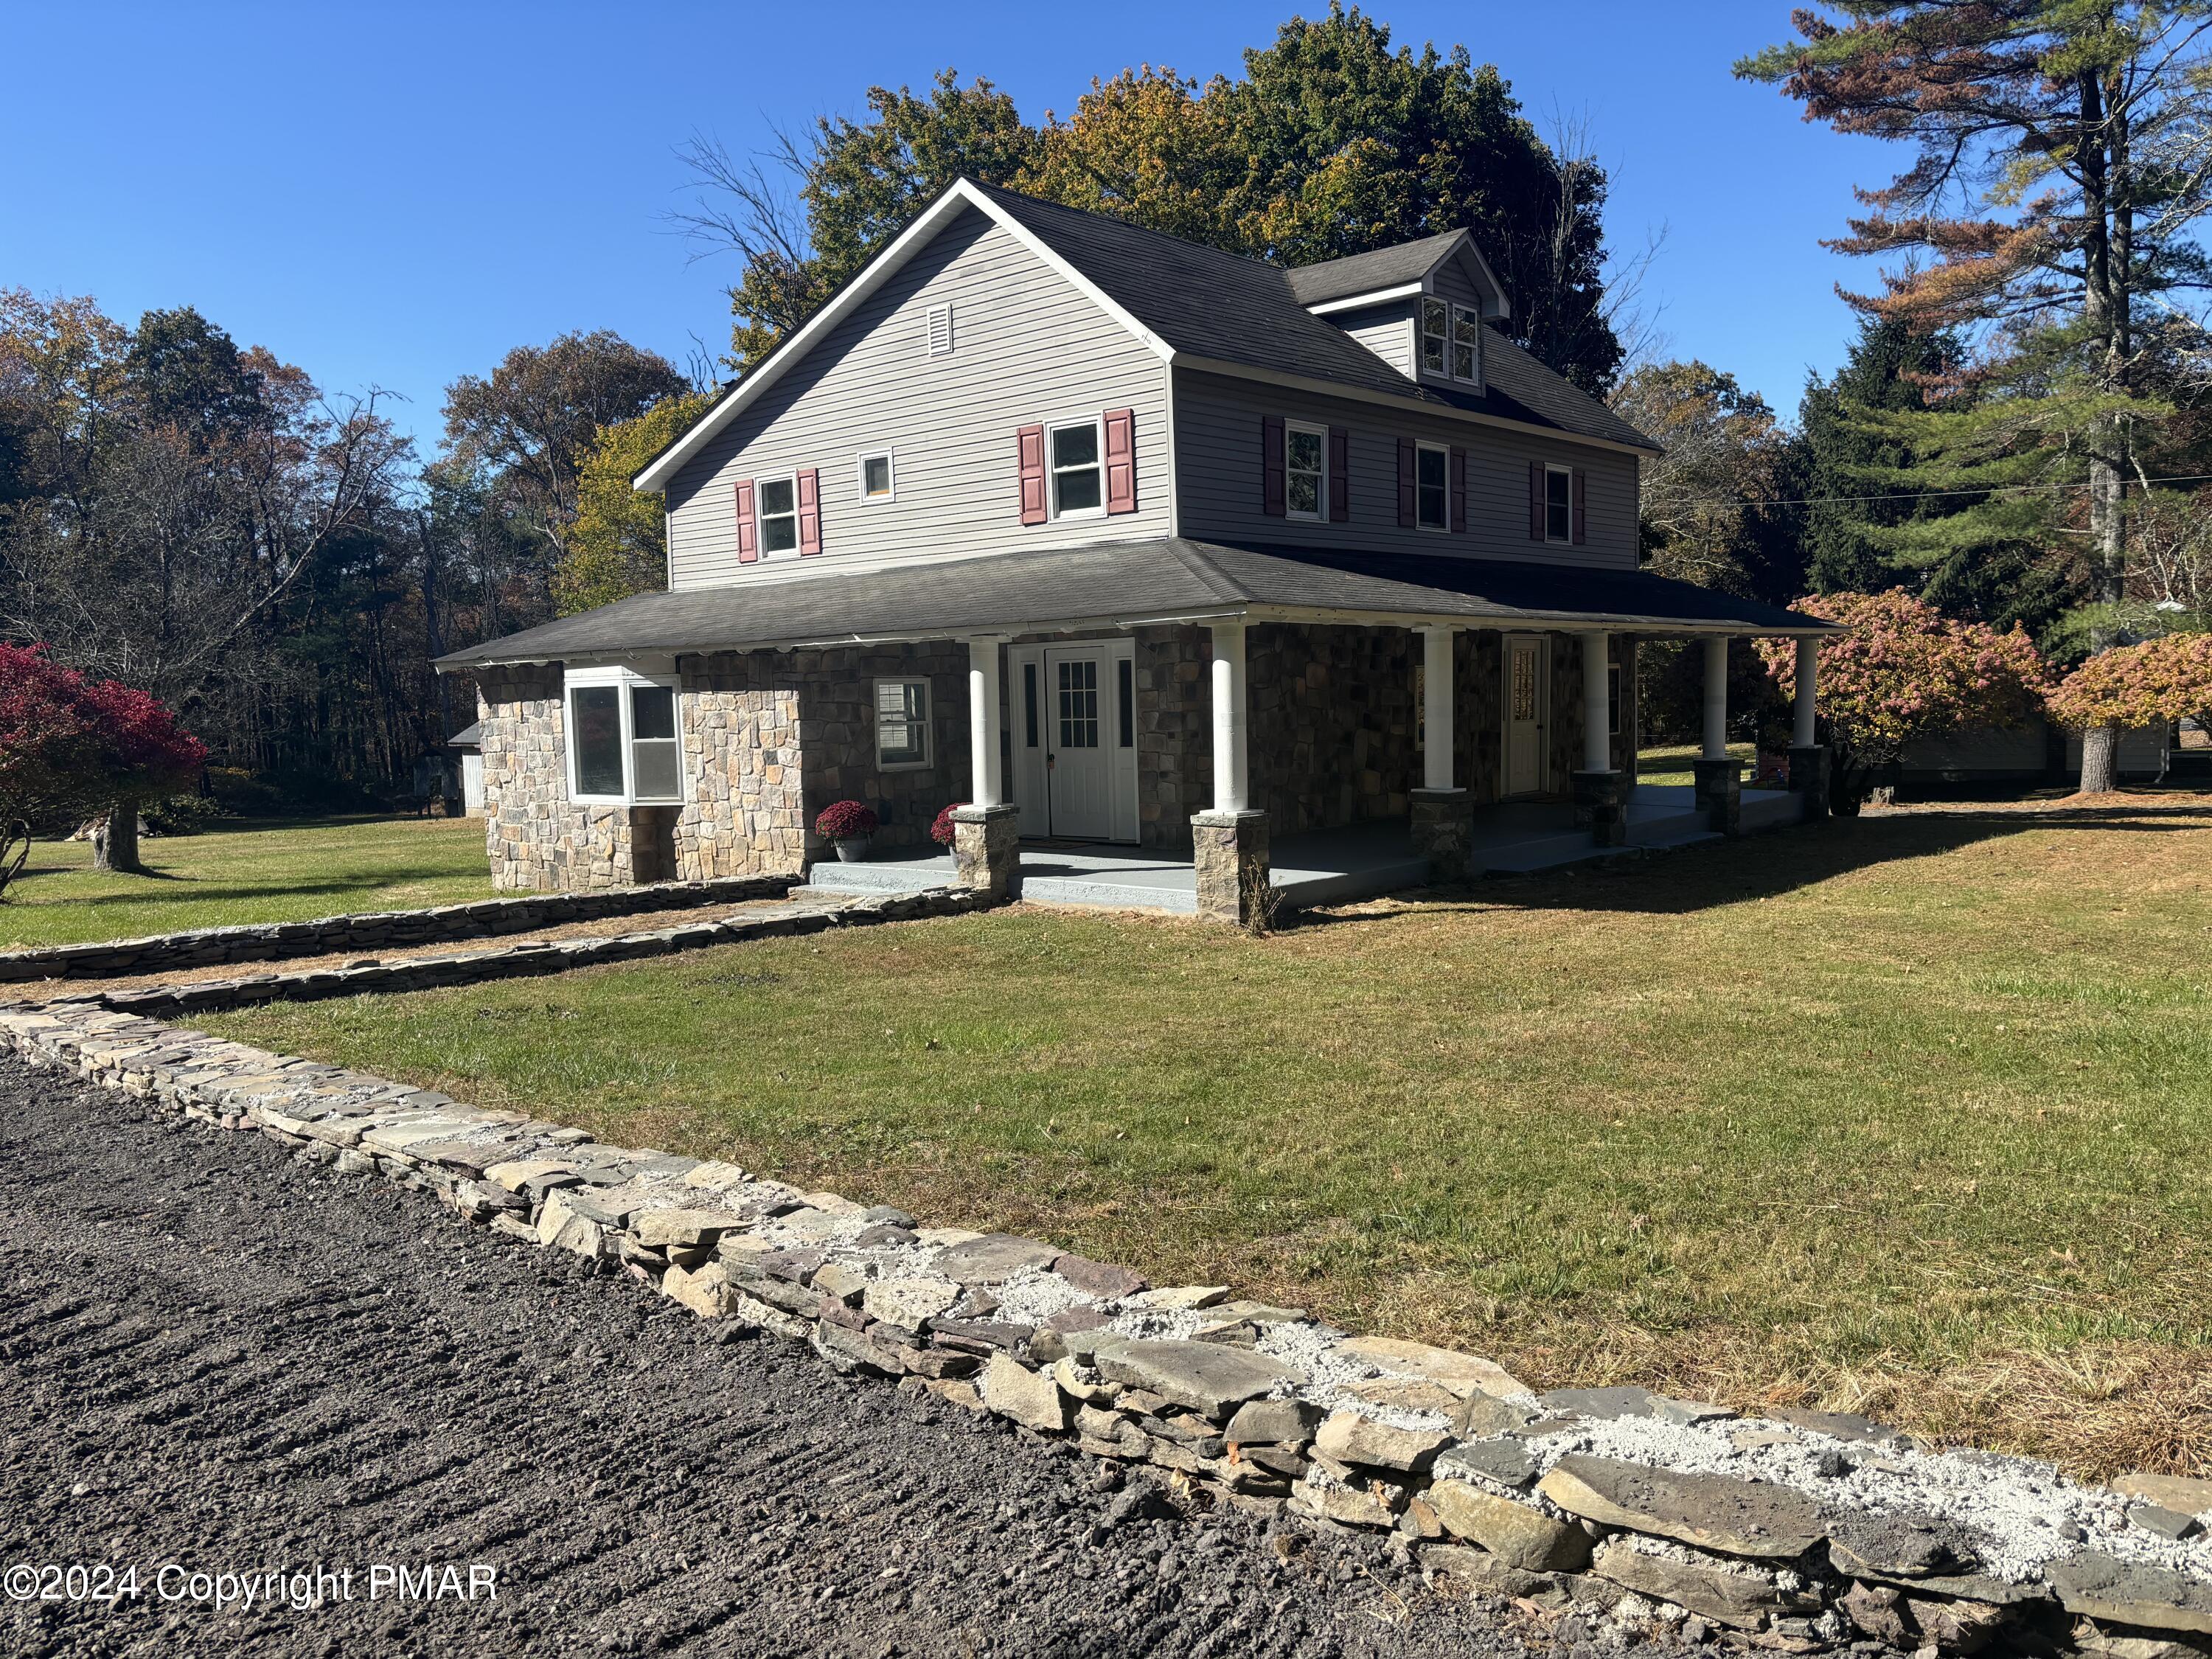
(1242, 604, 1832, 637)
(1304, 282, 1427, 317)
(1173, 355, 1660, 458)
(632, 178, 1175, 494)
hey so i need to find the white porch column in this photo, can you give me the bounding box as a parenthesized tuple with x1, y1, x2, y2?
(1422, 625, 1455, 790)
(966, 636, 1006, 808)
(1582, 631, 1612, 774)
(1703, 636, 1730, 762)
(1209, 622, 1249, 813)
(1792, 635, 1819, 749)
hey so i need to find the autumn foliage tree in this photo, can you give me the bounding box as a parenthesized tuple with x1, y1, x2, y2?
(1739, 3, 2212, 790)
(1756, 591, 2051, 812)
(555, 390, 717, 615)
(0, 644, 205, 881)
(2047, 632, 2212, 773)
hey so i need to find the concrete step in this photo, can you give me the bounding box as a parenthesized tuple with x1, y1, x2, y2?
(804, 860, 955, 896)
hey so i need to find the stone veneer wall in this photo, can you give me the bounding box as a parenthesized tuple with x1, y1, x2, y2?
(479, 666, 676, 893)
(1130, 626, 1212, 850)
(1248, 625, 1419, 835)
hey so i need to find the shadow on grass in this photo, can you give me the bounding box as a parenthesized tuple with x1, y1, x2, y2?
(1303, 803, 2212, 925)
(9, 866, 480, 911)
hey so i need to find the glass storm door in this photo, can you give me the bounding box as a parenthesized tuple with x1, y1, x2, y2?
(1504, 636, 1545, 796)
(1045, 647, 1113, 839)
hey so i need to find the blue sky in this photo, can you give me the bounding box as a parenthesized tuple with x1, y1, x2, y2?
(1, 1, 1889, 451)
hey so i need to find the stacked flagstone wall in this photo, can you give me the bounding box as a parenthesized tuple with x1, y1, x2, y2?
(14, 996, 2212, 1655)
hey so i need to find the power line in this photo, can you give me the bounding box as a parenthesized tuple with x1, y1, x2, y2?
(1751, 470, 2212, 509)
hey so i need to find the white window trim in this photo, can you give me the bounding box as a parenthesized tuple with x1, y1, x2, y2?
(1048, 417, 1107, 521)
(873, 675, 933, 771)
(1414, 440, 1451, 533)
(857, 450, 897, 505)
(1284, 419, 1328, 522)
(1450, 302, 1482, 383)
(756, 470, 799, 558)
(1543, 462, 1573, 545)
(1419, 296, 1452, 380)
(563, 664, 684, 807)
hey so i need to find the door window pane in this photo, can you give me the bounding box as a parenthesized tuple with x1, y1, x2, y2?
(1416, 447, 1448, 529)
(571, 686, 625, 796)
(1057, 659, 1099, 748)
(1511, 649, 1537, 723)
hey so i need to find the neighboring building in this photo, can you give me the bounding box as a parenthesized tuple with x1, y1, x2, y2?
(448, 721, 487, 817)
(437, 179, 1833, 917)
(1899, 717, 2171, 793)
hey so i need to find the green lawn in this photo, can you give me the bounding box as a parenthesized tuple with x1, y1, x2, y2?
(1637, 741, 1758, 789)
(206, 799, 2212, 1474)
(0, 816, 495, 949)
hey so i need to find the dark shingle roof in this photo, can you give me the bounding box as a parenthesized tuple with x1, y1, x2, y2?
(437, 540, 1830, 669)
(1282, 232, 1470, 305)
(970, 184, 1653, 453)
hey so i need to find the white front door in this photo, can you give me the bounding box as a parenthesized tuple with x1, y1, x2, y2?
(1046, 646, 1114, 839)
(1503, 634, 1546, 796)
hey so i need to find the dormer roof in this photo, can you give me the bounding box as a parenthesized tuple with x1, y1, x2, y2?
(1283, 229, 1510, 318)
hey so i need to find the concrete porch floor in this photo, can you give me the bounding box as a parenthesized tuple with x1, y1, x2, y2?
(804, 784, 1804, 916)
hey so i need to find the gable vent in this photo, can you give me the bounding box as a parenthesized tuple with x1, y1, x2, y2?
(926, 304, 954, 356)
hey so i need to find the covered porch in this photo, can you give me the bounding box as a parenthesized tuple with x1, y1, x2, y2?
(811, 782, 1806, 914)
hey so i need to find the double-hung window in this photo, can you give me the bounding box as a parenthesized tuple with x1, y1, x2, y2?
(1415, 442, 1450, 532)
(1451, 304, 1481, 381)
(1049, 420, 1103, 517)
(1421, 298, 1450, 377)
(566, 666, 681, 804)
(757, 475, 799, 554)
(1284, 421, 1326, 520)
(875, 678, 931, 768)
(1544, 464, 1573, 543)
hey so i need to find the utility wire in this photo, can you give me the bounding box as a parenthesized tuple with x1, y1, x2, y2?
(1747, 470, 2212, 509)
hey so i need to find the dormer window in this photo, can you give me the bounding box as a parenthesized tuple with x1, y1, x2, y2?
(1452, 305, 1481, 381)
(1421, 299, 1449, 376)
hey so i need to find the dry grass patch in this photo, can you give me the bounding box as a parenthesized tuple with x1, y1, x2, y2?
(210, 794, 2212, 1475)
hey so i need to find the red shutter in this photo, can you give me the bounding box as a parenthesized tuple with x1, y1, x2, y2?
(1018, 425, 1046, 524)
(734, 479, 758, 565)
(1261, 415, 1285, 517)
(1104, 408, 1137, 514)
(1328, 426, 1349, 522)
(1450, 447, 1468, 534)
(796, 467, 822, 555)
(1528, 462, 1544, 540)
(1397, 438, 1416, 529)
(1572, 467, 1587, 545)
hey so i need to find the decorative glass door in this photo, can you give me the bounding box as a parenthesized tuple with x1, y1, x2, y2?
(1505, 636, 1545, 796)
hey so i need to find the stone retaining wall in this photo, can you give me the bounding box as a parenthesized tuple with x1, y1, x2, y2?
(0, 875, 802, 984)
(68, 888, 992, 1018)
(9, 999, 2210, 1657)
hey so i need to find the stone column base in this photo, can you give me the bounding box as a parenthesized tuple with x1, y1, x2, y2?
(1690, 757, 1744, 836)
(1409, 787, 1472, 881)
(1191, 810, 1270, 926)
(950, 804, 1021, 897)
(1787, 745, 1832, 821)
(1571, 769, 1628, 848)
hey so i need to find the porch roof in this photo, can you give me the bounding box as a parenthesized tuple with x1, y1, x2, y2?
(434, 539, 1837, 671)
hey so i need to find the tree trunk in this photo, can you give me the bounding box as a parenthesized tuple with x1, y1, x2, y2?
(2079, 723, 2121, 796)
(91, 804, 142, 873)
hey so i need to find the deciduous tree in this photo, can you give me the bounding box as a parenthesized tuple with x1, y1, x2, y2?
(556, 391, 716, 615)
(2047, 629, 2212, 784)
(1756, 590, 2051, 811)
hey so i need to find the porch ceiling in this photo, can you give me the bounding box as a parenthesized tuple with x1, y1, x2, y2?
(435, 538, 1837, 671)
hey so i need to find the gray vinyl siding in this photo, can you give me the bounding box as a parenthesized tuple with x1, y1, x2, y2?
(1332, 300, 1416, 380)
(1172, 367, 1638, 571)
(664, 207, 1171, 589)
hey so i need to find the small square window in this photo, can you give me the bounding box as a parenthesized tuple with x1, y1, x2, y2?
(1451, 305, 1480, 381)
(875, 678, 930, 768)
(1545, 465, 1573, 543)
(758, 476, 798, 553)
(1420, 297, 1449, 376)
(860, 452, 894, 502)
(1285, 422, 1325, 520)
(1416, 445, 1449, 531)
(1050, 421, 1102, 517)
